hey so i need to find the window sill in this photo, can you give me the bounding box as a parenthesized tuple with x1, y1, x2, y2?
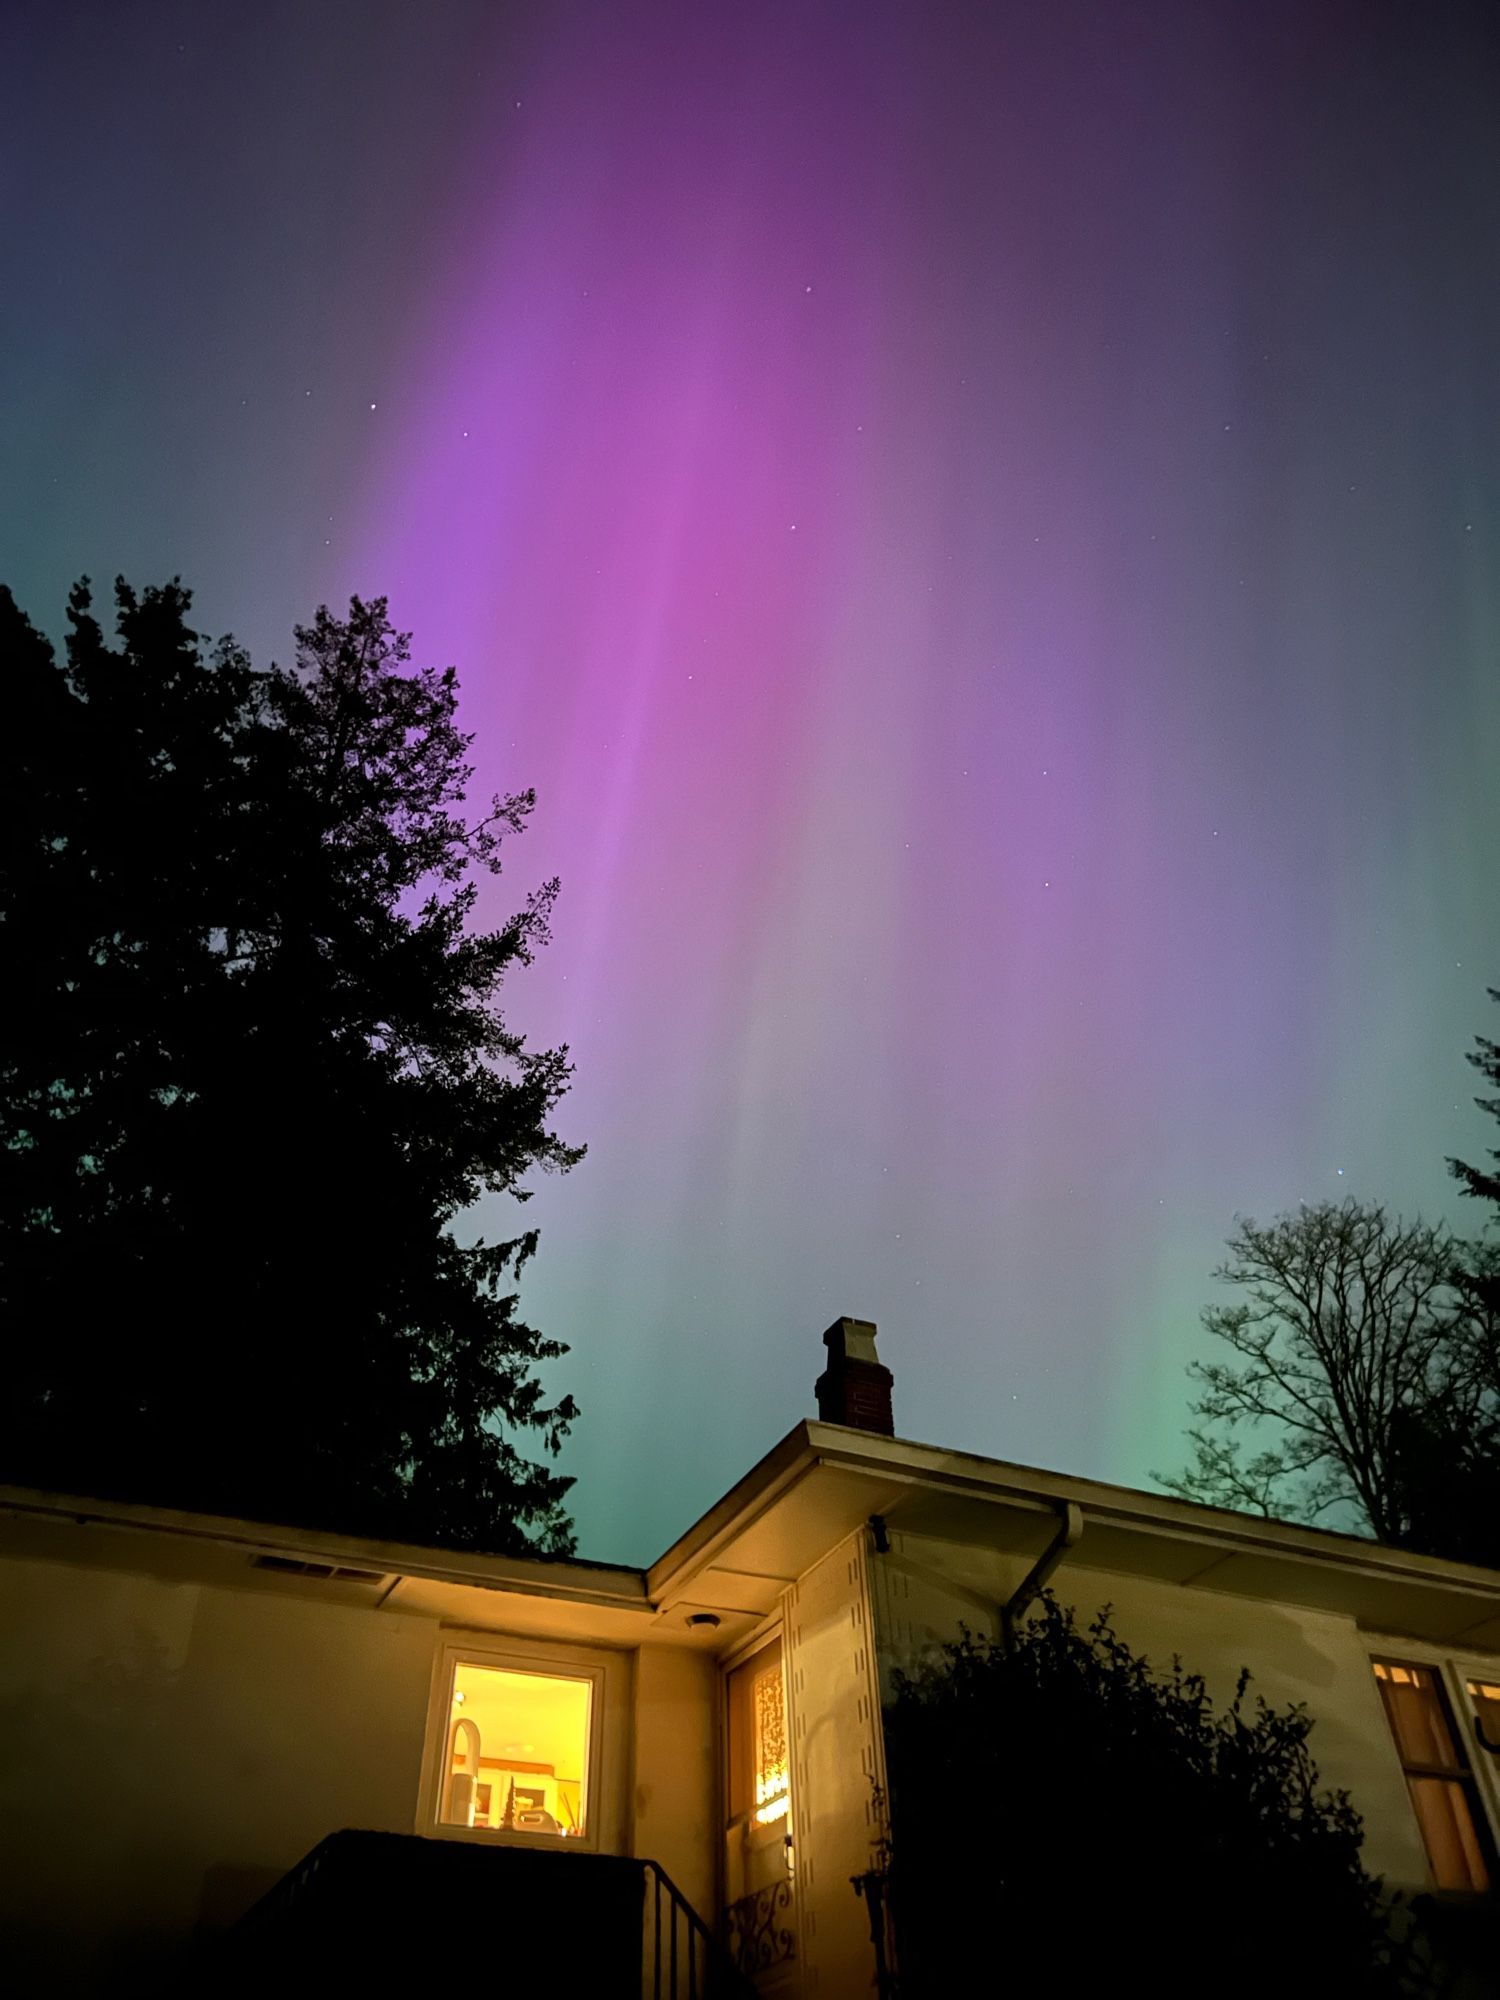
(425, 1821, 601, 1856)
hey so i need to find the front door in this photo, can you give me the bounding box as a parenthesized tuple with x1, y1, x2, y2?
(724, 1638, 797, 1991)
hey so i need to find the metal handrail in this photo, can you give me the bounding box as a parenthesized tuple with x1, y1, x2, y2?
(643, 1857, 757, 2000)
(234, 1833, 754, 1998)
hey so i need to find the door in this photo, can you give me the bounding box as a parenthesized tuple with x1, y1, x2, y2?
(724, 1638, 797, 1990)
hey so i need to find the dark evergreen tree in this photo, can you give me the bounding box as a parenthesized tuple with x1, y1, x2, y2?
(1451, 988, 1500, 1219)
(1386, 994, 1500, 1565)
(1, 579, 582, 1553)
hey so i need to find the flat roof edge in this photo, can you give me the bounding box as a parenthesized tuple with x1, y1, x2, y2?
(0, 1484, 651, 1608)
(802, 1425, 1500, 1603)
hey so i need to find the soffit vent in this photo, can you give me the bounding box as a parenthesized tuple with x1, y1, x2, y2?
(251, 1554, 386, 1584)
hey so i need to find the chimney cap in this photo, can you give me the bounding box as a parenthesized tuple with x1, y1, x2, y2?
(823, 1316, 881, 1365)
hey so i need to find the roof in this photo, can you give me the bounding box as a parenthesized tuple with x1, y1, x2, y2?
(651, 1423, 1500, 1653)
(6, 1422, 1500, 1655)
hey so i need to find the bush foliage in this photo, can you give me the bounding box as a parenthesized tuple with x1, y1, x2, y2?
(884, 1595, 1437, 1999)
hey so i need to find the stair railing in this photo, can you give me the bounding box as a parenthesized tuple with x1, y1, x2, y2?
(642, 1858, 757, 2000)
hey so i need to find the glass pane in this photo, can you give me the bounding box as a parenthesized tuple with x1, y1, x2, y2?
(1468, 1680, 1500, 1754)
(442, 1662, 591, 1837)
(1374, 1662, 1462, 1771)
(752, 1662, 790, 1825)
(1407, 1777, 1491, 1895)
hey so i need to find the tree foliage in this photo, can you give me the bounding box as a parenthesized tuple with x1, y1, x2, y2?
(1450, 987, 1500, 1220)
(1389, 994, 1500, 1563)
(1, 578, 582, 1553)
(884, 1596, 1430, 1999)
(1156, 1201, 1488, 1550)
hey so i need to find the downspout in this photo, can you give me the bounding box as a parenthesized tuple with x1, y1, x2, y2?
(1001, 1501, 1084, 1649)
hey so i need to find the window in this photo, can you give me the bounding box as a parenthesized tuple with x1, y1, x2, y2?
(723, 1637, 795, 1948)
(1372, 1660, 1494, 1893)
(1469, 1678, 1500, 1759)
(727, 1646, 790, 1829)
(437, 1657, 595, 1841)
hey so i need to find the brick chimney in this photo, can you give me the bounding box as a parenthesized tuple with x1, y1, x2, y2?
(815, 1317, 894, 1435)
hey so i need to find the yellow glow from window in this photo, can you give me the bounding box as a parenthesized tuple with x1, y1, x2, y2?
(752, 1663, 790, 1826)
(441, 1662, 591, 1839)
(1373, 1656, 1492, 1895)
(1372, 1662, 1417, 1685)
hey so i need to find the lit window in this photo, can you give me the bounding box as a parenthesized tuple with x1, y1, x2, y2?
(1468, 1679, 1500, 1756)
(724, 1640, 794, 1920)
(1372, 1659, 1494, 1893)
(439, 1660, 592, 1839)
(752, 1663, 790, 1826)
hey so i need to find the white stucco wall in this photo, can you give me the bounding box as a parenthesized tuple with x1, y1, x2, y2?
(783, 1530, 887, 1998)
(632, 1643, 718, 1921)
(863, 1524, 1488, 1893)
(0, 1553, 435, 1992)
(0, 1546, 716, 1995)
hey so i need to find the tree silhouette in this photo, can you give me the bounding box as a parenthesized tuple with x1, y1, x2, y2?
(1450, 988, 1500, 1220)
(1, 579, 582, 1553)
(1158, 1202, 1469, 1543)
(883, 1596, 1436, 1999)
(1386, 992, 1500, 1564)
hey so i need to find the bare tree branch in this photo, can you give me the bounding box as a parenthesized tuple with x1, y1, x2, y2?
(1154, 1201, 1478, 1544)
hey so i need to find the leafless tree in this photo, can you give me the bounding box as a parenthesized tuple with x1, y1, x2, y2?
(1158, 1200, 1475, 1542)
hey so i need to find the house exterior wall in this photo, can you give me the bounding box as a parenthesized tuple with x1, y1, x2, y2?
(862, 1522, 1500, 1894)
(783, 1530, 887, 1998)
(0, 1546, 711, 1994)
(0, 1553, 435, 1991)
(631, 1643, 718, 1922)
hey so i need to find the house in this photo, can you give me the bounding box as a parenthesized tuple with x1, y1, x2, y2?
(3, 1316, 1499, 1996)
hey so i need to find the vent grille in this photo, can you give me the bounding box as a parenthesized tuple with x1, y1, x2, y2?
(251, 1554, 385, 1584)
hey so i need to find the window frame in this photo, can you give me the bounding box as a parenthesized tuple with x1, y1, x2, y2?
(723, 1631, 791, 1850)
(1369, 1647, 1500, 1897)
(419, 1635, 609, 1854)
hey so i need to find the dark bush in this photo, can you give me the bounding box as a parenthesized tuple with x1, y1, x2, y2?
(883, 1596, 1442, 2000)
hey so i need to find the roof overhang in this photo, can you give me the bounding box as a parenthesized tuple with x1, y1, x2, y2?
(650, 1424, 1500, 1654)
(7, 1424, 1500, 1657)
(0, 1484, 664, 1648)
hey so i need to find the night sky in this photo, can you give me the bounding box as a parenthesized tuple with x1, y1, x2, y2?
(5, 1, 1499, 1564)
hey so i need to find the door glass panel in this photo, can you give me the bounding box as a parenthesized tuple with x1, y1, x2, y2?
(725, 1641, 796, 1983)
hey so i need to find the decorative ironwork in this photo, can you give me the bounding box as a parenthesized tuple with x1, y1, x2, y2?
(645, 1857, 758, 1998)
(726, 1880, 796, 1977)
